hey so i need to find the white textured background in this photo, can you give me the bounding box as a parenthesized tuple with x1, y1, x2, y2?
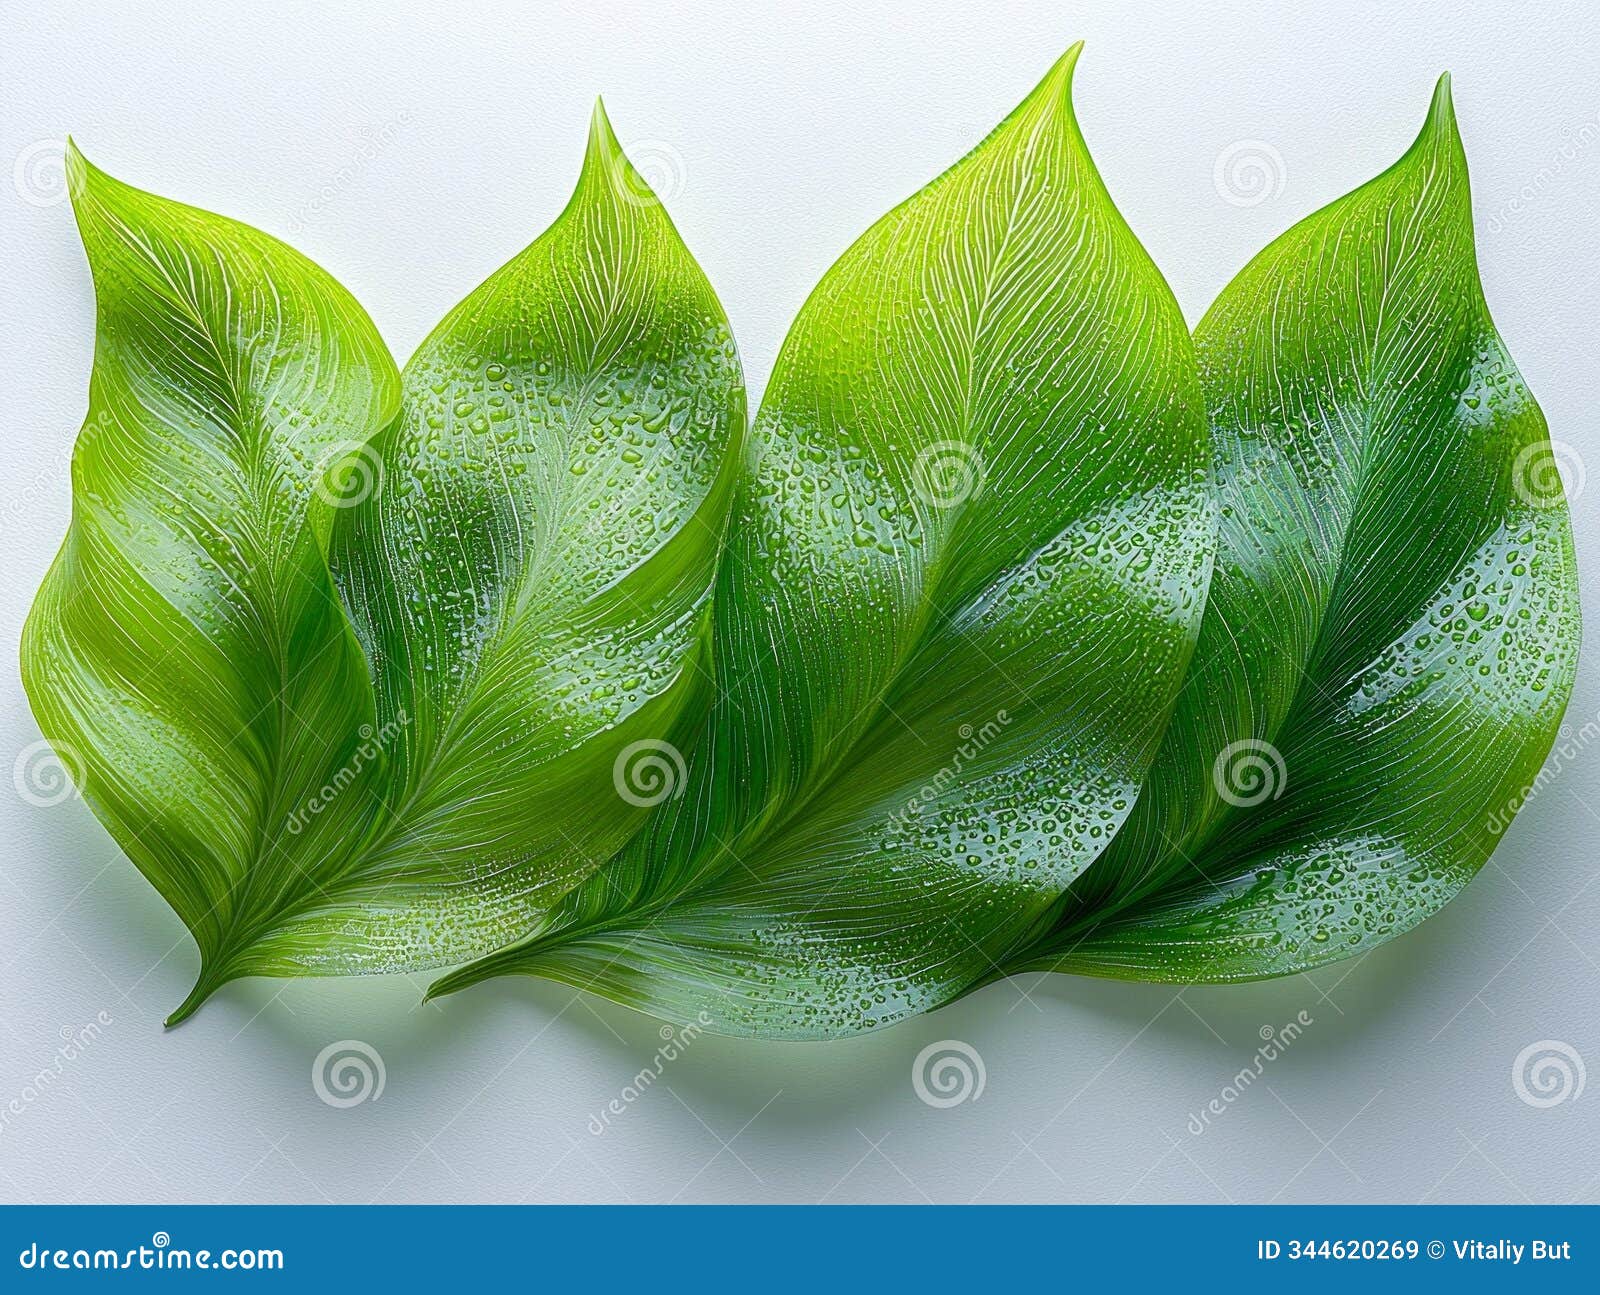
(2, 0, 1596, 1204)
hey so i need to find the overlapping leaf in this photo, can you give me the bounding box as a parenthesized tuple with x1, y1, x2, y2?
(23, 148, 403, 1022)
(23, 55, 1580, 1036)
(316, 104, 743, 976)
(428, 47, 1216, 1036)
(24, 112, 743, 1021)
(1015, 78, 1580, 983)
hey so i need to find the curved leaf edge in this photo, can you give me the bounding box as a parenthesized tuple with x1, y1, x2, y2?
(429, 69, 1580, 1030)
(1003, 71, 1581, 989)
(422, 39, 1217, 1025)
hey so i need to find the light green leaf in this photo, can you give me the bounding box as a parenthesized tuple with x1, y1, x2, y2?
(430, 47, 1216, 1037)
(24, 112, 744, 1021)
(31, 64, 1574, 1038)
(1016, 77, 1581, 983)
(322, 103, 743, 974)
(22, 146, 401, 1022)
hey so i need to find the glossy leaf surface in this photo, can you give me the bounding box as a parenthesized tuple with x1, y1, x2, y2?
(431, 48, 1215, 1036)
(24, 116, 743, 1018)
(1017, 79, 1580, 983)
(24, 64, 1579, 1035)
(22, 148, 401, 1020)
(322, 105, 743, 974)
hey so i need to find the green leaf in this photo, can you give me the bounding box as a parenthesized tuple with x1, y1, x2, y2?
(1015, 76, 1581, 983)
(429, 46, 1216, 1037)
(23, 112, 744, 1021)
(22, 145, 401, 1022)
(325, 103, 743, 973)
(29, 65, 1576, 1038)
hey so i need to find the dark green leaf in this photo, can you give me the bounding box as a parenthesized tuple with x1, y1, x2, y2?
(431, 48, 1215, 1037)
(1017, 78, 1581, 983)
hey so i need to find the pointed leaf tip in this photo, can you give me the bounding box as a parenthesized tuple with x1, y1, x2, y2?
(1427, 71, 1455, 129)
(164, 973, 220, 1028)
(577, 95, 662, 209)
(1006, 42, 1086, 136)
(1037, 40, 1085, 103)
(58, 142, 149, 221)
(62, 138, 95, 206)
(1388, 72, 1461, 175)
(588, 96, 618, 152)
(1413, 71, 1459, 150)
